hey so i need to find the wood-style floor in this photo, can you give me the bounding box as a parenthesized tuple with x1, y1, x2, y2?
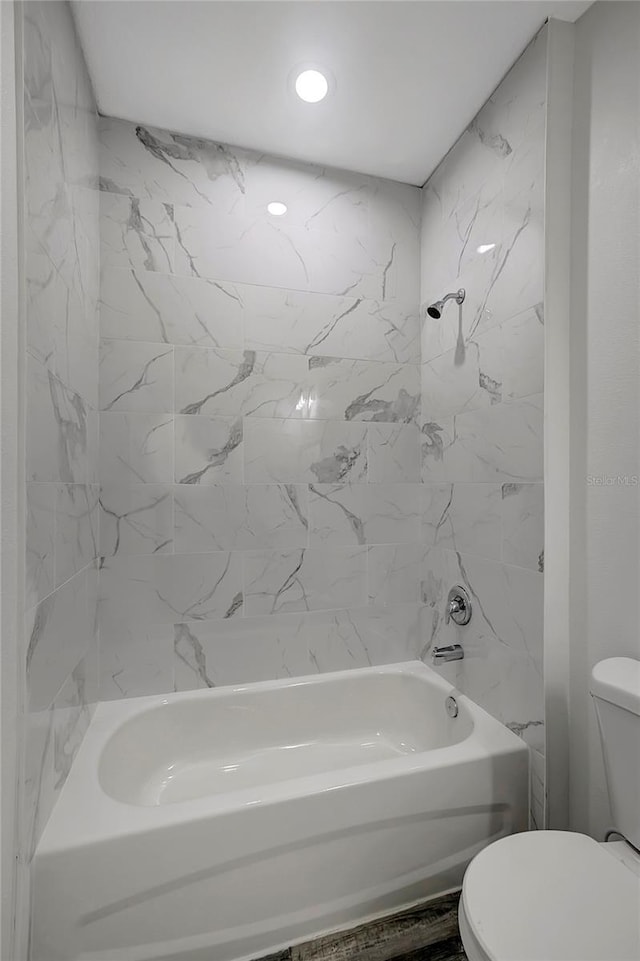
(258, 892, 468, 961)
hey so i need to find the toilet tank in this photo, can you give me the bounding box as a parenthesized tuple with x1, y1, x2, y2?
(590, 657, 640, 847)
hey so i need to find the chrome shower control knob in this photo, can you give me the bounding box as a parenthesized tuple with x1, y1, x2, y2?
(446, 585, 472, 626)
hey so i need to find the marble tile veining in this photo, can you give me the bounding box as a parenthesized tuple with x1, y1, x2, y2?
(22, 0, 100, 860)
(244, 547, 367, 616)
(100, 267, 244, 349)
(367, 423, 421, 483)
(95, 117, 426, 715)
(99, 484, 173, 556)
(99, 339, 173, 413)
(308, 483, 422, 547)
(99, 411, 174, 485)
(174, 415, 243, 485)
(100, 194, 175, 273)
(243, 287, 420, 364)
(174, 347, 307, 419)
(244, 418, 368, 485)
(174, 484, 309, 553)
(420, 30, 545, 816)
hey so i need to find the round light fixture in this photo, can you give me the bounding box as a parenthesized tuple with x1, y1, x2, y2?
(295, 69, 328, 103)
(267, 201, 288, 216)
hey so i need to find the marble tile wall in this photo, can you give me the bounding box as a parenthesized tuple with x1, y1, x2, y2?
(97, 118, 423, 698)
(419, 31, 546, 827)
(21, 1, 100, 860)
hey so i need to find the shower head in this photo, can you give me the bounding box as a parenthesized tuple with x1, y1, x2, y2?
(426, 288, 465, 320)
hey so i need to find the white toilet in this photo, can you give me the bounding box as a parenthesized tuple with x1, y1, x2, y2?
(459, 657, 640, 961)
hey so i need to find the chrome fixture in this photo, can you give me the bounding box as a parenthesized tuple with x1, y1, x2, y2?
(426, 288, 465, 319)
(445, 695, 459, 718)
(433, 644, 464, 663)
(446, 585, 472, 626)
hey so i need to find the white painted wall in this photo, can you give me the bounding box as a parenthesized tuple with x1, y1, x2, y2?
(568, 0, 640, 839)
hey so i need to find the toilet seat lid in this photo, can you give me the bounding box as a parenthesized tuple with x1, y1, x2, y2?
(462, 831, 640, 961)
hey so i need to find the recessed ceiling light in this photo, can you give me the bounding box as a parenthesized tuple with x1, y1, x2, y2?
(267, 201, 287, 216)
(295, 69, 328, 103)
(477, 243, 496, 254)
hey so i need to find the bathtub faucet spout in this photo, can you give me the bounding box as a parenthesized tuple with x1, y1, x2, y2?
(432, 644, 464, 663)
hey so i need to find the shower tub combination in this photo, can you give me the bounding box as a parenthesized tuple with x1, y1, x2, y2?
(32, 661, 528, 961)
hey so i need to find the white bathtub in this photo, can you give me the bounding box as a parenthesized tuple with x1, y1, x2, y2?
(32, 661, 528, 961)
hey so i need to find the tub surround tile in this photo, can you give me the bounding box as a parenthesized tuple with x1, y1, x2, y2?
(95, 118, 428, 709)
(99, 552, 243, 629)
(99, 411, 174, 485)
(174, 347, 307, 419)
(22, 0, 101, 864)
(172, 202, 396, 300)
(367, 424, 421, 483)
(99, 484, 173, 556)
(99, 119, 421, 301)
(98, 118, 259, 208)
(244, 418, 368, 484)
(244, 547, 367, 616)
(441, 549, 543, 671)
(243, 287, 420, 364)
(424, 483, 502, 560)
(174, 484, 309, 553)
(421, 486, 454, 549)
(420, 37, 545, 363)
(100, 193, 175, 273)
(501, 306, 544, 401)
(422, 305, 542, 410)
(26, 483, 56, 608)
(52, 651, 96, 795)
(100, 267, 244, 349)
(530, 747, 546, 829)
(99, 340, 173, 413)
(421, 394, 543, 484)
(99, 623, 174, 701)
(23, 708, 56, 861)
(420, 17, 546, 784)
(306, 357, 420, 424)
(26, 565, 95, 713)
(242, 157, 372, 232)
(174, 415, 243, 485)
(424, 548, 543, 750)
(54, 484, 99, 587)
(26, 244, 97, 405)
(173, 617, 312, 690)
(308, 484, 422, 547)
(307, 605, 421, 673)
(27, 354, 91, 485)
(368, 543, 428, 607)
(171, 604, 420, 693)
(421, 326, 502, 419)
(501, 482, 544, 571)
(422, 190, 542, 363)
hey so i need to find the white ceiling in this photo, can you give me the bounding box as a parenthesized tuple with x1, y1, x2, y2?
(72, 0, 591, 186)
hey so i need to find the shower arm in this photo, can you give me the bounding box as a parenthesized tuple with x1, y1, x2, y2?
(441, 289, 465, 307)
